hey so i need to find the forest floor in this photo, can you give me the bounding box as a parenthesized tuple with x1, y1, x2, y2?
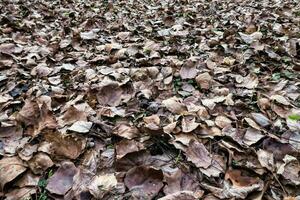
(0, 0, 300, 199)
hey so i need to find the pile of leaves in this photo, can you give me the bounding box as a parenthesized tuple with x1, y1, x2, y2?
(0, 0, 300, 199)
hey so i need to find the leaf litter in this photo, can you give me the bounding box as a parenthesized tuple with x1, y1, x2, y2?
(0, 0, 300, 199)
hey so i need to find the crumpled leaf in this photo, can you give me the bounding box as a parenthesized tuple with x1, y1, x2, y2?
(88, 173, 118, 199)
(185, 139, 212, 168)
(28, 152, 53, 174)
(162, 97, 187, 114)
(58, 105, 88, 127)
(68, 121, 93, 133)
(163, 167, 204, 196)
(44, 132, 86, 159)
(236, 74, 259, 89)
(277, 155, 300, 185)
(195, 72, 212, 90)
(243, 128, 264, 146)
(113, 123, 139, 139)
(239, 32, 263, 44)
(116, 139, 144, 159)
(0, 157, 26, 191)
(17, 101, 57, 137)
(124, 166, 164, 199)
(182, 116, 199, 133)
(215, 116, 232, 129)
(257, 149, 274, 171)
(46, 161, 78, 195)
(143, 114, 160, 130)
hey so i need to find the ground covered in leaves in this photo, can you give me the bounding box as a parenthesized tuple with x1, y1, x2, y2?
(0, 0, 300, 199)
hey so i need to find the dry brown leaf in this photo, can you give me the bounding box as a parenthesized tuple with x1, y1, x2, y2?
(215, 116, 232, 129)
(163, 167, 203, 196)
(0, 157, 26, 191)
(124, 166, 164, 199)
(46, 161, 78, 195)
(44, 132, 86, 160)
(4, 187, 36, 200)
(257, 149, 274, 171)
(270, 94, 290, 106)
(28, 152, 53, 174)
(182, 116, 199, 133)
(185, 139, 212, 168)
(113, 123, 139, 139)
(179, 60, 198, 79)
(277, 155, 300, 185)
(68, 121, 93, 133)
(195, 72, 212, 90)
(243, 128, 264, 146)
(143, 114, 160, 130)
(225, 169, 259, 187)
(116, 139, 144, 159)
(251, 113, 271, 127)
(88, 173, 118, 199)
(159, 191, 203, 200)
(162, 97, 187, 114)
(236, 74, 258, 89)
(58, 105, 88, 127)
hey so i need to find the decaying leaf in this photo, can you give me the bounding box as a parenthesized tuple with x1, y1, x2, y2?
(116, 139, 144, 159)
(28, 152, 53, 174)
(215, 116, 232, 129)
(46, 161, 78, 195)
(1, 0, 300, 198)
(195, 72, 212, 90)
(68, 121, 93, 133)
(251, 113, 271, 127)
(185, 140, 212, 168)
(162, 97, 187, 114)
(124, 166, 164, 199)
(0, 157, 27, 191)
(88, 173, 118, 199)
(182, 116, 199, 133)
(113, 123, 139, 139)
(44, 132, 86, 159)
(243, 128, 264, 146)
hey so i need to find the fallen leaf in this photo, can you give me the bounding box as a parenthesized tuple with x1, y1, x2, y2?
(243, 128, 264, 146)
(46, 161, 78, 195)
(215, 116, 232, 129)
(28, 152, 53, 174)
(236, 74, 259, 89)
(0, 157, 26, 191)
(68, 121, 93, 133)
(162, 97, 187, 114)
(251, 113, 271, 127)
(185, 139, 212, 168)
(116, 139, 144, 159)
(195, 72, 212, 90)
(124, 166, 164, 199)
(113, 123, 139, 139)
(239, 32, 263, 44)
(270, 94, 290, 106)
(88, 173, 118, 199)
(45, 132, 86, 159)
(182, 116, 199, 133)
